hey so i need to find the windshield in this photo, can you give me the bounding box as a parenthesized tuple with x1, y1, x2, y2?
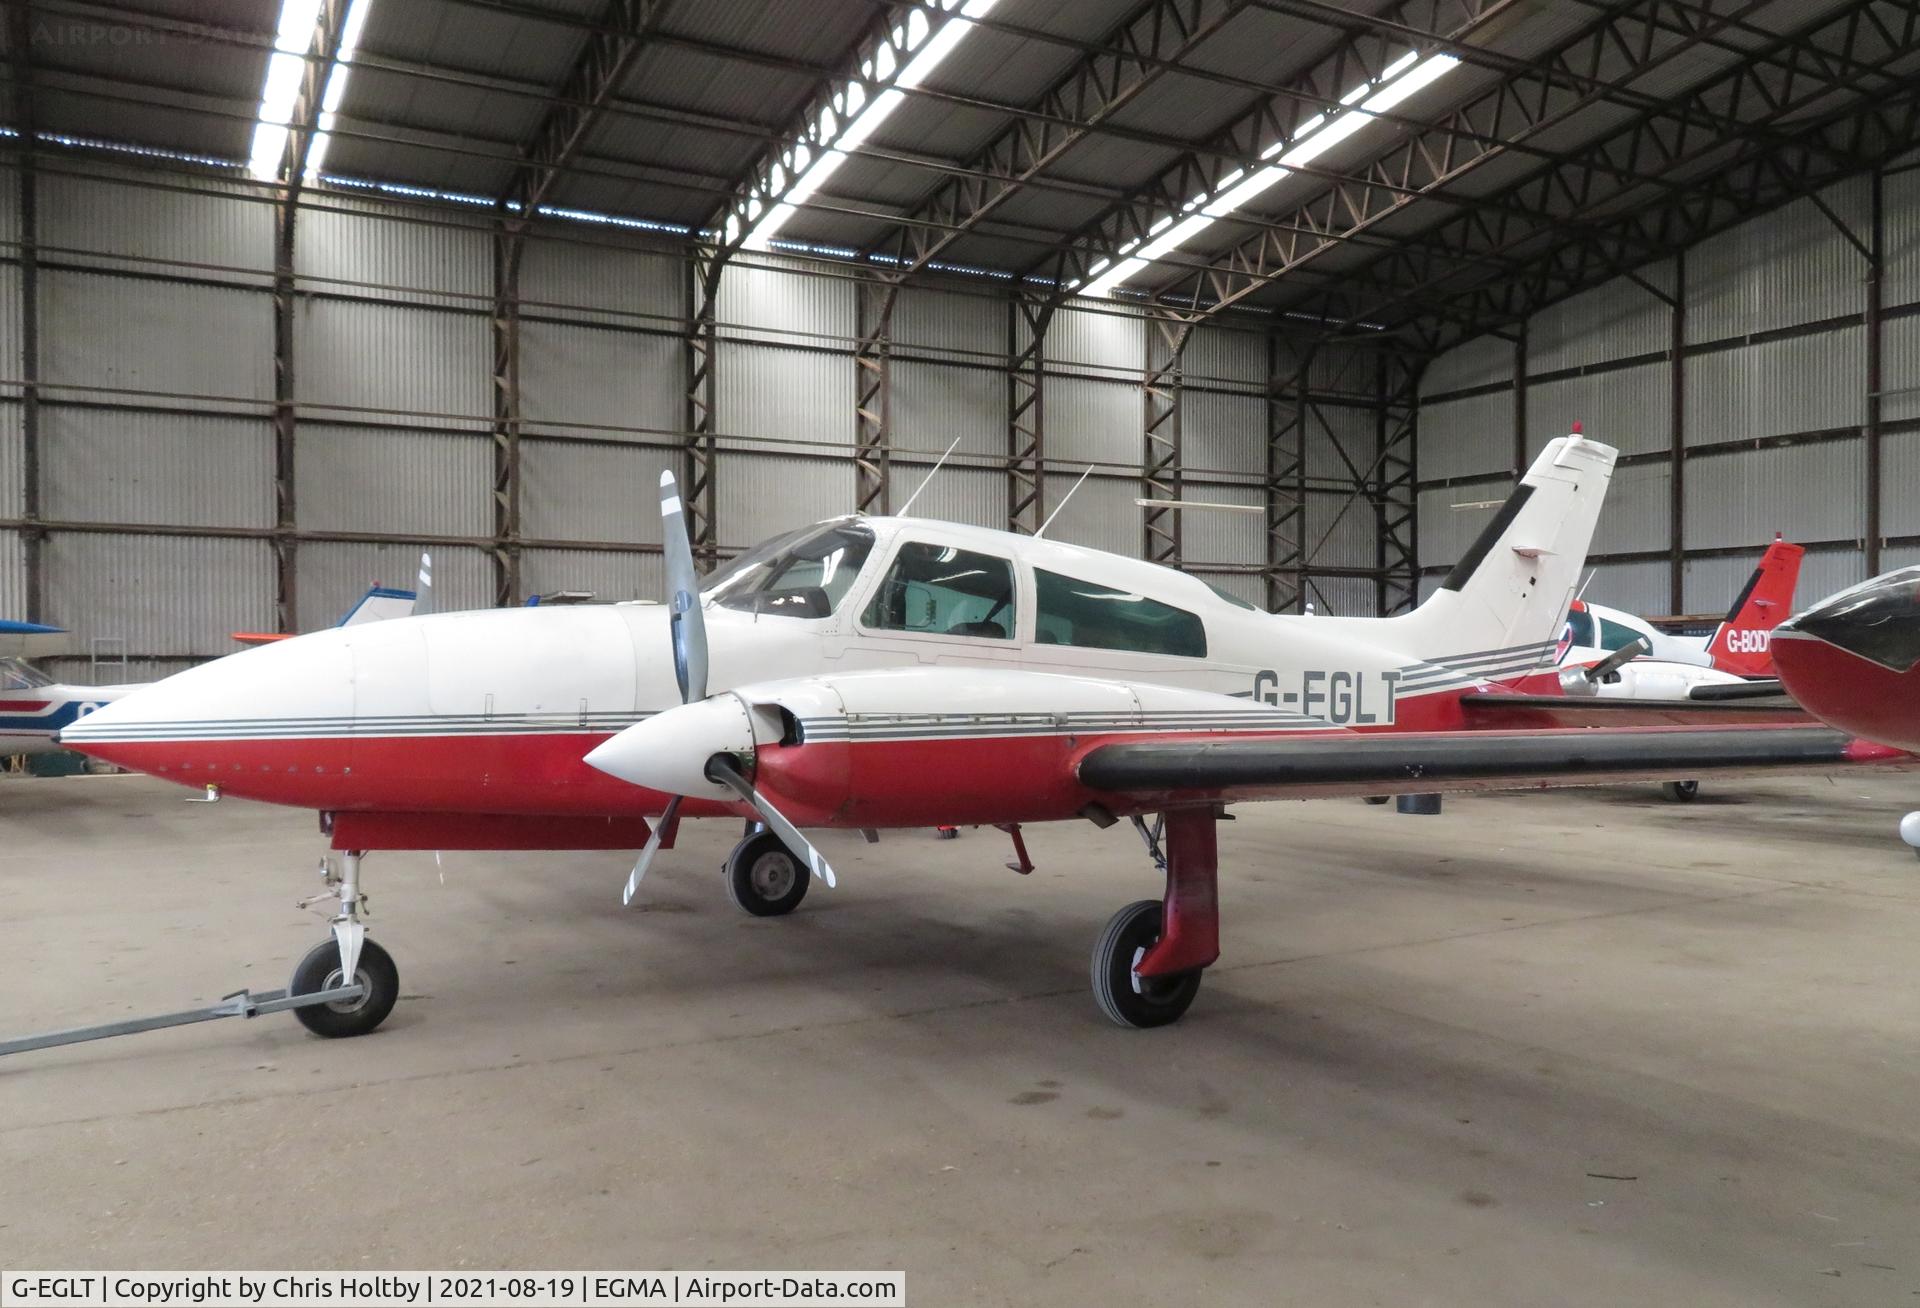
(705, 520, 877, 619)
(0, 658, 54, 692)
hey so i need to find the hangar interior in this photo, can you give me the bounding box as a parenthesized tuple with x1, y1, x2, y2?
(1, 0, 1915, 685)
(7, 0, 1920, 1300)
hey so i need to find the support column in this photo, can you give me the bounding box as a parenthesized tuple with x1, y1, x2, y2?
(1670, 250, 1686, 614)
(490, 218, 524, 607)
(19, 142, 41, 623)
(272, 194, 299, 632)
(1866, 168, 1884, 576)
(1512, 323, 1528, 474)
(855, 280, 900, 516)
(1007, 297, 1054, 535)
(1142, 317, 1192, 566)
(1376, 355, 1420, 616)
(684, 252, 724, 566)
(1265, 337, 1308, 614)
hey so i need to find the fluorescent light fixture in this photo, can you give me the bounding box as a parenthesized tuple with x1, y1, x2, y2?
(740, 0, 999, 252)
(1082, 51, 1460, 298)
(1131, 499, 1264, 514)
(304, 0, 374, 179)
(248, 0, 325, 178)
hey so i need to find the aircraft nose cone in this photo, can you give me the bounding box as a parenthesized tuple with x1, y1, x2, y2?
(585, 694, 757, 800)
(1779, 566, 1920, 674)
(59, 632, 357, 794)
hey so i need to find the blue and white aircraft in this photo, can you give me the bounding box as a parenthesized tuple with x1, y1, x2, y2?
(2, 580, 421, 759)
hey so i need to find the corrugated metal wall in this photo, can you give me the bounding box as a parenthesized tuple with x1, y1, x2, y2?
(1417, 162, 1916, 619)
(1, 151, 1411, 681)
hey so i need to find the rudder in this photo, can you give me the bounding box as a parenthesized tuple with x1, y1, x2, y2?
(1706, 537, 1803, 677)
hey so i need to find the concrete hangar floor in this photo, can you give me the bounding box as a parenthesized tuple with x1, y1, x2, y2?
(3, 772, 1918, 1306)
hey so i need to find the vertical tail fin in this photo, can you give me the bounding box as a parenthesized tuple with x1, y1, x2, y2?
(1382, 432, 1617, 666)
(336, 585, 419, 628)
(1704, 536, 1803, 676)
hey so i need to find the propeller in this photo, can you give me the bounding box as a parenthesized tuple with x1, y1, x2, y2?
(707, 754, 838, 889)
(621, 472, 709, 903)
(662, 471, 708, 705)
(1559, 635, 1652, 697)
(614, 472, 835, 902)
(416, 551, 433, 615)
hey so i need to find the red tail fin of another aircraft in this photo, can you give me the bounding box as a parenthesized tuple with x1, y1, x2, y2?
(1705, 537, 1804, 677)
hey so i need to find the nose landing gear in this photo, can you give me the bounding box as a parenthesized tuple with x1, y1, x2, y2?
(289, 850, 399, 1038)
(725, 830, 812, 916)
(1091, 810, 1219, 1029)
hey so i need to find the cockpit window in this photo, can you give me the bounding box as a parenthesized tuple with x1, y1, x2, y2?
(863, 542, 1016, 639)
(706, 521, 875, 619)
(1034, 569, 1207, 658)
(1564, 610, 1595, 648)
(1597, 616, 1643, 651)
(0, 658, 53, 692)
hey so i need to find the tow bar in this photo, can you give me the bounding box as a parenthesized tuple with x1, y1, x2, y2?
(0, 982, 366, 1058)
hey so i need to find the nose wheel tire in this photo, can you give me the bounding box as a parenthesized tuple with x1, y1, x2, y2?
(1661, 779, 1700, 803)
(1092, 899, 1202, 1029)
(725, 831, 811, 917)
(289, 938, 399, 1038)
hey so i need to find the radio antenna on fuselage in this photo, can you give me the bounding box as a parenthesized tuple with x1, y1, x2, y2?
(1036, 464, 1095, 539)
(894, 437, 964, 518)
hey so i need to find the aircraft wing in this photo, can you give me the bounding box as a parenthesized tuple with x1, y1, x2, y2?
(1077, 724, 1905, 808)
(231, 583, 420, 644)
(0, 620, 69, 660)
(588, 667, 1910, 831)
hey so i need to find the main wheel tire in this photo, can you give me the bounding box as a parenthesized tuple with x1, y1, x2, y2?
(289, 937, 399, 1038)
(1661, 779, 1700, 803)
(1091, 899, 1202, 1030)
(726, 832, 810, 917)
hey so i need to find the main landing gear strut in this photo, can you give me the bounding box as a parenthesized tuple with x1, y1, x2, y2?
(1091, 810, 1220, 1029)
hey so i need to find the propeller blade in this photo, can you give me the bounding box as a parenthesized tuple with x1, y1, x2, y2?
(416, 551, 433, 615)
(622, 795, 680, 905)
(660, 471, 709, 705)
(1586, 635, 1652, 683)
(706, 755, 838, 889)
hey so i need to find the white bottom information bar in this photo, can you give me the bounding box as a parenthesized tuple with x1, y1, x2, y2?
(2, 1273, 905, 1308)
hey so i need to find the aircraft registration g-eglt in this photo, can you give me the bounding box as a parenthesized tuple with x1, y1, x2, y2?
(60, 433, 1904, 1033)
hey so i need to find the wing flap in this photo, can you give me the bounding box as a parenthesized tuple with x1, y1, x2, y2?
(1456, 691, 1803, 728)
(1077, 725, 1906, 805)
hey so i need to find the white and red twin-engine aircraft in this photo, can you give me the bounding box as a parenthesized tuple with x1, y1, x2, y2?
(62, 433, 1904, 1032)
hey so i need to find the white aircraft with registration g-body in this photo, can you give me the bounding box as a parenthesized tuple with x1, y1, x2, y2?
(60, 432, 1906, 1035)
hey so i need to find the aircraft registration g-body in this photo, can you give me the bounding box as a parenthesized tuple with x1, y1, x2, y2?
(61, 433, 1910, 1034)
